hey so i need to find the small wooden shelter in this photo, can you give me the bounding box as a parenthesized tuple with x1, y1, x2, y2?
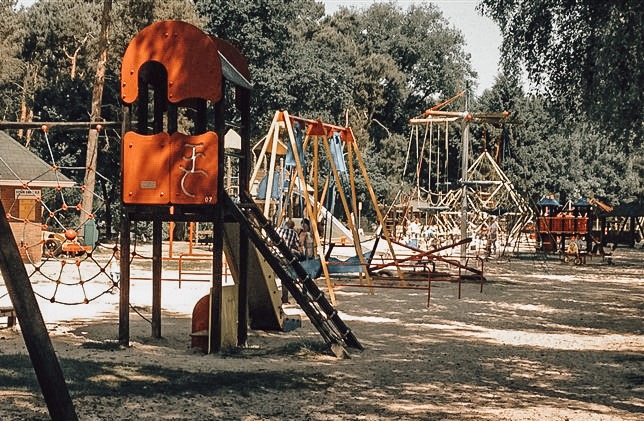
(0, 131, 75, 262)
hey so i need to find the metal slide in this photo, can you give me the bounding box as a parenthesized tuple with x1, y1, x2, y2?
(225, 191, 362, 355)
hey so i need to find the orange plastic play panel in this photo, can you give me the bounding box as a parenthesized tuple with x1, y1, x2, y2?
(169, 132, 218, 205)
(122, 132, 171, 204)
(122, 131, 219, 205)
(121, 21, 222, 104)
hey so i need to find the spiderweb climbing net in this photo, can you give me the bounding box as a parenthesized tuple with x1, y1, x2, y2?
(1, 126, 120, 305)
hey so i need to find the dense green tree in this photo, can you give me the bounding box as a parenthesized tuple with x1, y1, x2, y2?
(20, 1, 99, 82)
(196, 0, 316, 125)
(477, 74, 637, 206)
(478, 0, 643, 150)
(0, 1, 24, 120)
(19, 0, 100, 154)
(321, 3, 474, 136)
(0, 0, 201, 238)
(2, 0, 637, 226)
(294, 2, 475, 212)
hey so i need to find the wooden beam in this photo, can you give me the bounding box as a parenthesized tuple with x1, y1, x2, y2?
(409, 117, 458, 125)
(0, 201, 78, 420)
(0, 121, 124, 130)
(152, 220, 162, 338)
(119, 213, 131, 346)
(350, 137, 405, 280)
(321, 133, 371, 288)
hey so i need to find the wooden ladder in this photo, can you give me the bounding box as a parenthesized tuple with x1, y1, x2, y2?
(225, 191, 362, 356)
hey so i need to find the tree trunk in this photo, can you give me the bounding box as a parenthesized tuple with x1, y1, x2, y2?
(81, 0, 112, 234)
(173, 222, 187, 242)
(19, 67, 31, 142)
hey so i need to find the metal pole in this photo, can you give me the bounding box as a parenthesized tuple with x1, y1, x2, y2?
(0, 202, 78, 420)
(460, 118, 470, 260)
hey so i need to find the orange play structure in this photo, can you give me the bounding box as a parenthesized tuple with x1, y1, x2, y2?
(118, 21, 361, 356)
(119, 21, 248, 354)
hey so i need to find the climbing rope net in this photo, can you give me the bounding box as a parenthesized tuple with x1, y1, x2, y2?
(1, 126, 119, 305)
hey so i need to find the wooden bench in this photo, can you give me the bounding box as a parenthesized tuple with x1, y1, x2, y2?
(0, 306, 17, 328)
(562, 251, 587, 265)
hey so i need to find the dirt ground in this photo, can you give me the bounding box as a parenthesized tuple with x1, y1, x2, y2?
(0, 245, 642, 420)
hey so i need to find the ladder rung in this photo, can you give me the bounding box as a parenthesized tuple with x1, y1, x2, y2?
(311, 291, 324, 302)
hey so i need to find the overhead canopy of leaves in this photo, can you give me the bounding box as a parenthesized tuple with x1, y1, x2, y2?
(478, 0, 643, 149)
(1, 0, 638, 219)
(477, 74, 642, 205)
(195, 1, 472, 135)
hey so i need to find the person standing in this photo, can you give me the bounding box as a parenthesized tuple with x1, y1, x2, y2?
(299, 218, 315, 260)
(406, 217, 421, 247)
(109, 247, 120, 294)
(407, 217, 421, 237)
(567, 235, 580, 256)
(486, 217, 499, 257)
(277, 219, 300, 256)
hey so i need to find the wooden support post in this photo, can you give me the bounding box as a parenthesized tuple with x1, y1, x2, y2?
(168, 221, 174, 258)
(346, 142, 369, 277)
(209, 96, 226, 354)
(351, 141, 404, 279)
(188, 221, 194, 254)
(0, 202, 78, 420)
(283, 115, 336, 304)
(152, 220, 162, 338)
(237, 91, 251, 347)
(119, 213, 131, 346)
(264, 118, 281, 217)
(321, 135, 371, 287)
(313, 135, 320, 221)
(209, 253, 223, 354)
(237, 196, 249, 348)
(249, 111, 280, 190)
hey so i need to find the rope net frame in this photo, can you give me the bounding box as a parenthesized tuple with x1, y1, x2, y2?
(1, 127, 119, 305)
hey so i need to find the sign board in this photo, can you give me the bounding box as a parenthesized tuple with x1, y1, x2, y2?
(15, 189, 41, 199)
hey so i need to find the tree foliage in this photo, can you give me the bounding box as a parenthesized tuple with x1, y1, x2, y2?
(0, 0, 639, 231)
(0, 0, 201, 237)
(477, 74, 640, 205)
(478, 0, 643, 149)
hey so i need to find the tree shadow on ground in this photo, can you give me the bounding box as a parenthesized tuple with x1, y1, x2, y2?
(1, 249, 642, 420)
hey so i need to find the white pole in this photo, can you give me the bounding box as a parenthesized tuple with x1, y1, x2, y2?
(460, 117, 470, 260)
